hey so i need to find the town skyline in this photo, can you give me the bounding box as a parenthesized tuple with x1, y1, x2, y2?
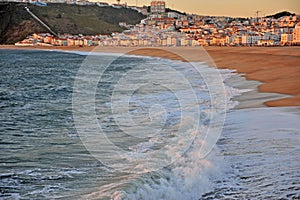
(92, 0, 300, 17)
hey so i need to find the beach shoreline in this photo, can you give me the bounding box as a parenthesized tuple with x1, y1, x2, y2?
(1, 45, 299, 107)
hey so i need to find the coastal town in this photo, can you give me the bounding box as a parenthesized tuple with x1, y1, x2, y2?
(14, 0, 300, 47)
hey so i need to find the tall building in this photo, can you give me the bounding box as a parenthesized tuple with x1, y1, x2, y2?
(293, 23, 300, 44)
(150, 1, 165, 13)
(281, 33, 293, 45)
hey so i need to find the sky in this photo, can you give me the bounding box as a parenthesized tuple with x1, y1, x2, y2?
(99, 0, 300, 17)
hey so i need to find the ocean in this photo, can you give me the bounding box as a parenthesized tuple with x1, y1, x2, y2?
(0, 49, 299, 199)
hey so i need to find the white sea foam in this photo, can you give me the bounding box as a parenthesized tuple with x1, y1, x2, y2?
(2, 49, 298, 200)
(202, 106, 300, 199)
(42, 49, 297, 199)
(111, 85, 300, 200)
(83, 60, 244, 200)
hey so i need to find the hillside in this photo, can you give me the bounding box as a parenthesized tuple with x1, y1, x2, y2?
(266, 11, 295, 19)
(0, 2, 145, 44)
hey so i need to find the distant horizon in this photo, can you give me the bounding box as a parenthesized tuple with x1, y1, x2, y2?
(91, 0, 300, 18)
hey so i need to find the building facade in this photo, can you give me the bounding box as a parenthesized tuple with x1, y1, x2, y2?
(150, 1, 165, 13)
(281, 33, 293, 45)
(293, 23, 300, 44)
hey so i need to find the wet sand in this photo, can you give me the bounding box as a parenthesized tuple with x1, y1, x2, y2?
(204, 47, 300, 107)
(1, 45, 299, 107)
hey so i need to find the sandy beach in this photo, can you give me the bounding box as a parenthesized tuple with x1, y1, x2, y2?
(204, 47, 300, 107)
(1, 45, 299, 107)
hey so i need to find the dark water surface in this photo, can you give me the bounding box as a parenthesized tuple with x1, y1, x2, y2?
(1, 49, 299, 200)
(0, 50, 110, 199)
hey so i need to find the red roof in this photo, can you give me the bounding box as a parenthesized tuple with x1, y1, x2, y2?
(152, 18, 174, 21)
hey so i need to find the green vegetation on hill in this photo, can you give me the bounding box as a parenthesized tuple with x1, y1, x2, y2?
(165, 8, 186, 16)
(0, 2, 145, 44)
(266, 11, 295, 19)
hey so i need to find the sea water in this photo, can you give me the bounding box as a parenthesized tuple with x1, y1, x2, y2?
(0, 49, 299, 199)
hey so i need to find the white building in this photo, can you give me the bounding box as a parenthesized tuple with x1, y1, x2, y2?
(168, 12, 180, 19)
(281, 33, 293, 45)
(258, 39, 274, 46)
(250, 35, 261, 45)
(293, 23, 300, 44)
(150, 1, 165, 13)
(96, 2, 109, 7)
(241, 35, 251, 45)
